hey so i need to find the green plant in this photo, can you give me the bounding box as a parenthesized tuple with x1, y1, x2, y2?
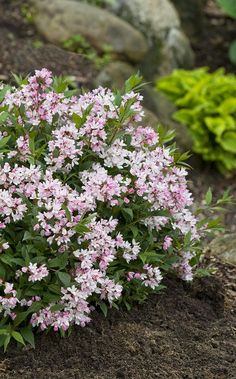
(82, 0, 114, 7)
(32, 40, 44, 49)
(216, 0, 236, 64)
(63, 34, 111, 69)
(157, 67, 236, 174)
(20, 3, 34, 24)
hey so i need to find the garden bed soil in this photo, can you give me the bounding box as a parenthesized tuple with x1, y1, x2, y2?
(0, 273, 235, 379)
(0, 1, 235, 378)
(193, 0, 236, 73)
(0, 0, 97, 86)
(188, 157, 236, 233)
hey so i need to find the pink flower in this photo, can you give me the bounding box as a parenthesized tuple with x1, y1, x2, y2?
(163, 236, 172, 251)
(22, 263, 49, 282)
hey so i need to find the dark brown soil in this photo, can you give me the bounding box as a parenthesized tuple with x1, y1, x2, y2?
(0, 0, 96, 86)
(0, 1, 235, 378)
(193, 0, 236, 73)
(188, 157, 236, 233)
(0, 275, 235, 379)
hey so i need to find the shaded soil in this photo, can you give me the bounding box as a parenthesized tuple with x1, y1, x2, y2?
(193, 0, 236, 73)
(0, 274, 235, 379)
(188, 157, 236, 233)
(0, 0, 96, 86)
(0, 1, 235, 378)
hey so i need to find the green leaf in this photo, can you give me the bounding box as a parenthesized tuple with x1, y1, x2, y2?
(125, 73, 143, 93)
(184, 231, 192, 246)
(124, 300, 131, 311)
(4, 334, 11, 352)
(75, 223, 90, 234)
(0, 335, 7, 348)
(24, 251, 31, 266)
(48, 253, 68, 269)
(205, 188, 213, 205)
(219, 131, 236, 153)
(229, 39, 236, 65)
(147, 209, 170, 218)
(50, 304, 65, 312)
(11, 331, 25, 346)
(57, 271, 71, 287)
(130, 225, 139, 238)
(0, 112, 9, 124)
(0, 263, 6, 279)
(217, 98, 236, 115)
(0, 85, 11, 102)
(217, 0, 236, 18)
(207, 217, 222, 229)
(121, 208, 133, 222)
(62, 204, 72, 222)
(0, 254, 14, 267)
(48, 283, 61, 294)
(124, 133, 132, 147)
(72, 104, 93, 129)
(0, 135, 10, 149)
(35, 143, 47, 159)
(72, 113, 83, 128)
(98, 301, 108, 317)
(0, 329, 8, 335)
(21, 326, 35, 348)
(12, 73, 28, 86)
(10, 258, 25, 266)
(140, 251, 163, 264)
(113, 90, 122, 106)
(14, 302, 42, 327)
(23, 231, 34, 241)
(29, 133, 35, 154)
(205, 116, 232, 137)
(43, 292, 61, 303)
(194, 268, 213, 278)
(74, 215, 95, 234)
(174, 109, 194, 125)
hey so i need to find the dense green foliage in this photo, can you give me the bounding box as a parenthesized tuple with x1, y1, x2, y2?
(157, 67, 236, 173)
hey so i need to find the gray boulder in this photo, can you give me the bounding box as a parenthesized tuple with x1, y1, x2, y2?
(31, 0, 148, 63)
(94, 61, 135, 89)
(108, 0, 194, 77)
(165, 28, 194, 69)
(109, 0, 180, 39)
(142, 108, 159, 130)
(208, 234, 236, 266)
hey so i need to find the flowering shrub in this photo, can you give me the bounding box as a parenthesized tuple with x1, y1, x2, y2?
(0, 69, 221, 350)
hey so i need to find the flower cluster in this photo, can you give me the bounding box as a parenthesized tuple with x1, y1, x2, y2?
(22, 263, 49, 283)
(0, 69, 208, 349)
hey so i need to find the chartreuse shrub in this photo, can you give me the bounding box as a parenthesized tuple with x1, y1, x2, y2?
(0, 69, 229, 351)
(157, 67, 236, 174)
(216, 0, 236, 64)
